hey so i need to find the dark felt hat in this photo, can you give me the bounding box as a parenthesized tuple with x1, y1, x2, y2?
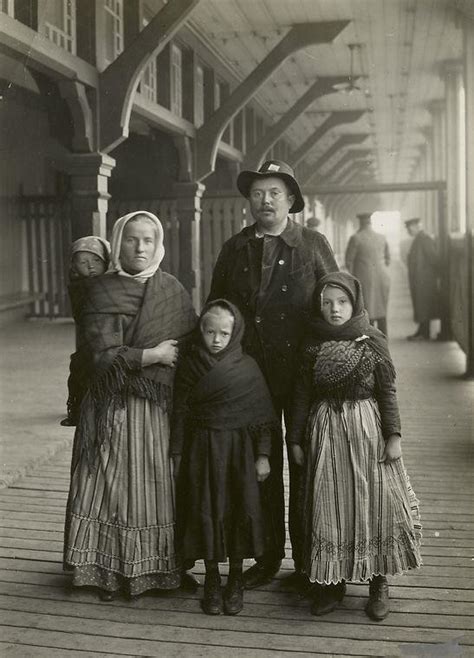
(237, 160, 305, 213)
(404, 217, 421, 228)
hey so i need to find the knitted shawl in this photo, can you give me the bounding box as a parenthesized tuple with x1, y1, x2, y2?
(171, 299, 279, 454)
(302, 272, 396, 405)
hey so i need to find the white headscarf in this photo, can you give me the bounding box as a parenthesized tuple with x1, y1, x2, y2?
(109, 211, 165, 280)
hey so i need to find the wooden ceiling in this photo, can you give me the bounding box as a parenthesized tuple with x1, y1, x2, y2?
(189, 0, 462, 193)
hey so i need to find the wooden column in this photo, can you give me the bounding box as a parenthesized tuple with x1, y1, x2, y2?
(441, 60, 463, 232)
(67, 153, 116, 239)
(463, 17, 474, 375)
(173, 182, 205, 309)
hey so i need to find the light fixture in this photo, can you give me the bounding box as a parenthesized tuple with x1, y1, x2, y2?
(333, 44, 363, 93)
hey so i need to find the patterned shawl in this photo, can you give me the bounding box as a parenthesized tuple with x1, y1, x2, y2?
(302, 272, 395, 403)
(171, 300, 279, 453)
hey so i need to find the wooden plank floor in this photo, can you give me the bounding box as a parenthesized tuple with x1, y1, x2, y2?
(0, 266, 473, 657)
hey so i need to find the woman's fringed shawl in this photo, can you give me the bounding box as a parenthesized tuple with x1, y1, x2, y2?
(79, 270, 197, 465)
(171, 299, 279, 455)
(301, 272, 396, 408)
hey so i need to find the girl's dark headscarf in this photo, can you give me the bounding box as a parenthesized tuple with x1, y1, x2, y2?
(305, 271, 395, 377)
(171, 299, 278, 441)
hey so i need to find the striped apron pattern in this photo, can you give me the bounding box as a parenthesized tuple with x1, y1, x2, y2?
(302, 398, 422, 585)
(64, 394, 180, 595)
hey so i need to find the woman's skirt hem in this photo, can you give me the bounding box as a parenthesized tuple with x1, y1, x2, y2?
(66, 563, 181, 595)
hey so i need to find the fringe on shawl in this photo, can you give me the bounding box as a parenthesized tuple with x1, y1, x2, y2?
(78, 353, 172, 469)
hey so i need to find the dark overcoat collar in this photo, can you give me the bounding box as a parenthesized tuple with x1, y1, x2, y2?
(233, 218, 303, 250)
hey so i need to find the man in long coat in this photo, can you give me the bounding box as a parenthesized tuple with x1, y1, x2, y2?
(207, 160, 338, 589)
(345, 213, 391, 335)
(404, 217, 439, 340)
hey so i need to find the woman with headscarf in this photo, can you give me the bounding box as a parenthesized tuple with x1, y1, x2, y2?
(287, 272, 421, 620)
(63, 211, 197, 601)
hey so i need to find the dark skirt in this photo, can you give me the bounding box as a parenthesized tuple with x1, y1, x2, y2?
(177, 427, 266, 562)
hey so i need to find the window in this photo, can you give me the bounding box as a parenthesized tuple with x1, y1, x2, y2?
(0, 0, 14, 17)
(44, 0, 76, 55)
(140, 7, 157, 103)
(170, 44, 182, 117)
(104, 0, 123, 65)
(195, 65, 204, 127)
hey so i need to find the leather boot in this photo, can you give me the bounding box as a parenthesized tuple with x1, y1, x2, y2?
(242, 560, 281, 589)
(365, 575, 390, 621)
(311, 582, 346, 616)
(201, 572, 223, 615)
(223, 574, 244, 615)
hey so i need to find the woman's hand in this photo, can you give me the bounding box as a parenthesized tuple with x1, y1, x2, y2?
(379, 434, 402, 463)
(172, 455, 181, 480)
(142, 339, 179, 367)
(290, 444, 305, 467)
(255, 455, 271, 482)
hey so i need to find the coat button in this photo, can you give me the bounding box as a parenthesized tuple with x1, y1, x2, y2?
(255, 316, 262, 324)
(278, 259, 285, 265)
(280, 313, 286, 320)
(281, 284, 288, 292)
(243, 267, 249, 272)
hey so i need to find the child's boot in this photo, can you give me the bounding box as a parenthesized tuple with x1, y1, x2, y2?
(201, 571, 223, 615)
(224, 573, 244, 615)
(365, 575, 390, 621)
(311, 581, 346, 616)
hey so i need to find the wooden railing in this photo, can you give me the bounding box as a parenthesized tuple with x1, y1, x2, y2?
(18, 196, 72, 318)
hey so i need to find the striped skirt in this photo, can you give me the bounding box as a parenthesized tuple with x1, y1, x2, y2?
(301, 398, 422, 584)
(64, 394, 180, 595)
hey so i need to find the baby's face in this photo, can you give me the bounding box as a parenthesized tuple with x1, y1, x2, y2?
(321, 286, 353, 326)
(200, 310, 234, 354)
(73, 251, 106, 278)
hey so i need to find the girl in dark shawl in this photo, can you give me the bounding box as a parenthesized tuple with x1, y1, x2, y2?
(63, 212, 197, 600)
(171, 299, 279, 616)
(288, 272, 421, 620)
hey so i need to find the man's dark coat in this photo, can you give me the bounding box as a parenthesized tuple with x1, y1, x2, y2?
(407, 230, 439, 323)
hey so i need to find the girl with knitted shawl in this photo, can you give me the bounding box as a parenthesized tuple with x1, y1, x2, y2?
(288, 272, 421, 620)
(171, 299, 280, 616)
(63, 212, 197, 600)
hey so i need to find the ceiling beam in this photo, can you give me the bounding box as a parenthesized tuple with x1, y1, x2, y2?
(304, 180, 447, 195)
(289, 111, 365, 168)
(300, 133, 370, 185)
(242, 76, 352, 170)
(194, 20, 350, 181)
(321, 148, 372, 181)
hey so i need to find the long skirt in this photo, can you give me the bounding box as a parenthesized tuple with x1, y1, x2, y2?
(301, 398, 422, 584)
(178, 427, 266, 562)
(63, 394, 180, 595)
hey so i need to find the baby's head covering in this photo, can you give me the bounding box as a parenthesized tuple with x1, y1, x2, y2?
(71, 236, 111, 265)
(109, 211, 165, 280)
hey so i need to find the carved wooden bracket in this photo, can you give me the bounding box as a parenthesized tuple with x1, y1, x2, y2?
(58, 80, 94, 152)
(194, 21, 350, 181)
(300, 133, 370, 185)
(289, 111, 366, 168)
(242, 75, 350, 171)
(322, 148, 372, 181)
(99, 0, 200, 153)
